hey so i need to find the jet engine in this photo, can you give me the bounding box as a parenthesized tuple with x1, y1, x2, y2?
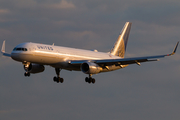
(24, 63, 45, 74)
(80, 62, 101, 74)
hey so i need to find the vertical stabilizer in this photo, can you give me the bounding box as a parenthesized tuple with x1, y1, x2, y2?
(110, 22, 132, 58)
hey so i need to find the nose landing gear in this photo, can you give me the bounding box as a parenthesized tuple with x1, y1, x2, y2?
(24, 72, 30, 77)
(24, 62, 31, 77)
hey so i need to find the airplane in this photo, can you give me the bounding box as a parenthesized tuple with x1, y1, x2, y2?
(1, 22, 179, 84)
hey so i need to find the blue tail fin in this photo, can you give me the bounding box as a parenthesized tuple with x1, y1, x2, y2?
(110, 22, 132, 58)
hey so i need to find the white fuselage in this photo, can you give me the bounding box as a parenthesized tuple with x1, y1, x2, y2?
(11, 42, 125, 72)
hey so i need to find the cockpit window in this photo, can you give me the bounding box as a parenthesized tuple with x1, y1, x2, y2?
(23, 48, 27, 51)
(16, 48, 21, 51)
(13, 48, 17, 51)
(13, 47, 28, 51)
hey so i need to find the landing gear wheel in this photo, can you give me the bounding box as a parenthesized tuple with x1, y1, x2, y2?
(85, 76, 95, 84)
(85, 77, 89, 82)
(92, 78, 95, 84)
(56, 77, 60, 83)
(53, 76, 57, 82)
(88, 78, 92, 83)
(60, 78, 64, 83)
(24, 72, 30, 77)
(53, 76, 64, 83)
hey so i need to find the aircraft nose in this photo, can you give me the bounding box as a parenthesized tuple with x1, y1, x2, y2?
(11, 52, 17, 60)
(11, 52, 21, 61)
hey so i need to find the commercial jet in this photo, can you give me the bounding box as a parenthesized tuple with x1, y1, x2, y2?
(1, 22, 179, 84)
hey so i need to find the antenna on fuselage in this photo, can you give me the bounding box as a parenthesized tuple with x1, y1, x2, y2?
(52, 43, 54, 46)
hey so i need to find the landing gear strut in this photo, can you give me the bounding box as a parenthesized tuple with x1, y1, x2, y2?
(53, 68, 64, 83)
(85, 74, 95, 84)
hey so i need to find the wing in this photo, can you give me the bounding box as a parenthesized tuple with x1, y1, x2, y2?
(70, 42, 179, 66)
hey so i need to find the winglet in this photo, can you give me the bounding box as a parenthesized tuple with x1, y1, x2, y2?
(1, 40, 11, 57)
(170, 41, 179, 55)
(1, 40, 5, 53)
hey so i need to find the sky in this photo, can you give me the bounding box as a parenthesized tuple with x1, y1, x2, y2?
(0, 0, 180, 120)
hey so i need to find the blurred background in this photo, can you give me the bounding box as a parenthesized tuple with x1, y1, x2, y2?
(0, 0, 180, 120)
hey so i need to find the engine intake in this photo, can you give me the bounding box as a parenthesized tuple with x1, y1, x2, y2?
(24, 63, 45, 74)
(81, 62, 101, 74)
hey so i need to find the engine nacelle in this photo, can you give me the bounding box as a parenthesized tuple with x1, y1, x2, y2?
(81, 62, 101, 74)
(24, 63, 45, 74)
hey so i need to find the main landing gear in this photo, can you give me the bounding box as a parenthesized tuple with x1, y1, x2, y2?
(53, 68, 64, 83)
(85, 74, 95, 84)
